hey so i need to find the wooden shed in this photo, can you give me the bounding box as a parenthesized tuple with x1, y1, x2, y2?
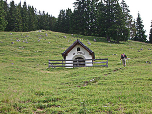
(62, 39, 95, 67)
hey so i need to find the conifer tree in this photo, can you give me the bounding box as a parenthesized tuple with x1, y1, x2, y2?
(37, 10, 42, 30)
(48, 15, 56, 31)
(69, 10, 80, 34)
(65, 8, 72, 33)
(85, 0, 98, 36)
(109, 2, 129, 43)
(55, 10, 66, 32)
(120, 0, 131, 27)
(45, 13, 51, 30)
(120, 0, 134, 38)
(149, 21, 152, 44)
(129, 19, 136, 39)
(103, 0, 129, 42)
(0, 0, 7, 31)
(103, 0, 118, 41)
(74, 0, 87, 35)
(6, 1, 17, 31)
(1, 0, 57, 32)
(3, 0, 9, 31)
(134, 12, 147, 42)
(41, 11, 48, 30)
(28, 6, 37, 31)
(22, 2, 29, 32)
(55, 10, 62, 32)
(96, 1, 106, 37)
(15, 2, 22, 31)
(3, 0, 9, 13)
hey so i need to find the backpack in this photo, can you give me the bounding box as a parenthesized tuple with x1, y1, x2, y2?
(121, 54, 127, 59)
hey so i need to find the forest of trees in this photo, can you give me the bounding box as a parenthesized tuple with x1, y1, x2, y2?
(0, 0, 151, 43)
(0, 0, 56, 32)
(55, 0, 133, 43)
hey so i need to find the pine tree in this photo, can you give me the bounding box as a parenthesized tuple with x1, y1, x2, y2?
(120, 0, 134, 39)
(0, 0, 7, 31)
(15, 2, 22, 31)
(69, 10, 80, 34)
(134, 12, 147, 42)
(55, 10, 66, 32)
(149, 21, 152, 44)
(6, 1, 18, 31)
(41, 11, 47, 30)
(48, 15, 56, 31)
(130, 19, 136, 40)
(6, 1, 23, 32)
(103, 0, 118, 41)
(74, 0, 87, 35)
(107, 2, 129, 43)
(28, 6, 37, 31)
(3, 0, 9, 13)
(96, 1, 106, 37)
(120, 0, 131, 27)
(3, 0, 9, 31)
(45, 13, 50, 30)
(64, 8, 72, 33)
(103, 0, 129, 42)
(22, 2, 29, 32)
(37, 10, 42, 30)
(85, 0, 98, 36)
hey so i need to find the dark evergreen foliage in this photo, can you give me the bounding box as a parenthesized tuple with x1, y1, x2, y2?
(134, 12, 147, 42)
(1, 1, 56, 32)
(54, 10, 65, 32)
(6, 1, 17, 31)
(0, 0, 7, 31)
(1, 0, 148, 43)
(28, 6, 37, 31)
(73, 0, 86, 35)
(96, 0, 129, 42)
(65, 8, 72, 33)
(149, 22, 152, 44)
(16, 2, 23, 32)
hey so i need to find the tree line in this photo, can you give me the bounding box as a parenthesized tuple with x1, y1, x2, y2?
(0, 0, 151, 43)
(55, 0, 132, 43)
(55, 0, 149, 43)
(0, 0, 56, 32)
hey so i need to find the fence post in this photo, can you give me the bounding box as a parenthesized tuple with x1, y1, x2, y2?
(77, 59, 79, 66)
(48, 60, 50, 67)
(62, 59, 63, 67)
(106, 59, 108, 67)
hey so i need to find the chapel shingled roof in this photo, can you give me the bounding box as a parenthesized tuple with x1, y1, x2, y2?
(62, 39, 95, 59)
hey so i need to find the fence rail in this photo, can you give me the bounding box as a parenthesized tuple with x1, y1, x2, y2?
(48, 58, 108, 68)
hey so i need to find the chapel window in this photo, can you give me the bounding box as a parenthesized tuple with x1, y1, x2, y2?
(77, 47, 80, 51)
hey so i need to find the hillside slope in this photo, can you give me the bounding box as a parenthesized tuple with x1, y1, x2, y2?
(0, 31, 152, 113)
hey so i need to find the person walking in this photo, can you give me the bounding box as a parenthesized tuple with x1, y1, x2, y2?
(120, 53, 127, 67)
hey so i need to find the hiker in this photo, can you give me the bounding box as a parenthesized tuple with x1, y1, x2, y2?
(120, 53, 127, 67)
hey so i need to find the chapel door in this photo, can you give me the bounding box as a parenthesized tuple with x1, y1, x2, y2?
(73, 57, 85, 67)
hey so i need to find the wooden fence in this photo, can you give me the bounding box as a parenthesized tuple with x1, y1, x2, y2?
(48, 58, 108, 68)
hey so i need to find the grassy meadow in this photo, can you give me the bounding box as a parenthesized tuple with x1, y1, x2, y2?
(0, 30, 152, 114)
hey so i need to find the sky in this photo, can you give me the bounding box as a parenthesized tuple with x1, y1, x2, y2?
(6, 0, 152, 40)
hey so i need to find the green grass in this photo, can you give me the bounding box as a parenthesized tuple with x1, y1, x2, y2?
(0, 30, 152, 113)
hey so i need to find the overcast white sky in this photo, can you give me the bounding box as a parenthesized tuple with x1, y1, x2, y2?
(6, 0, 152, 40)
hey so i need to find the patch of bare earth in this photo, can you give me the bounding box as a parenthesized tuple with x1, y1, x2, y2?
(41, 70, 52, 73)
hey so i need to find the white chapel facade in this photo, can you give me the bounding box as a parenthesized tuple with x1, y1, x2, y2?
(62, 39, 95, 67)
